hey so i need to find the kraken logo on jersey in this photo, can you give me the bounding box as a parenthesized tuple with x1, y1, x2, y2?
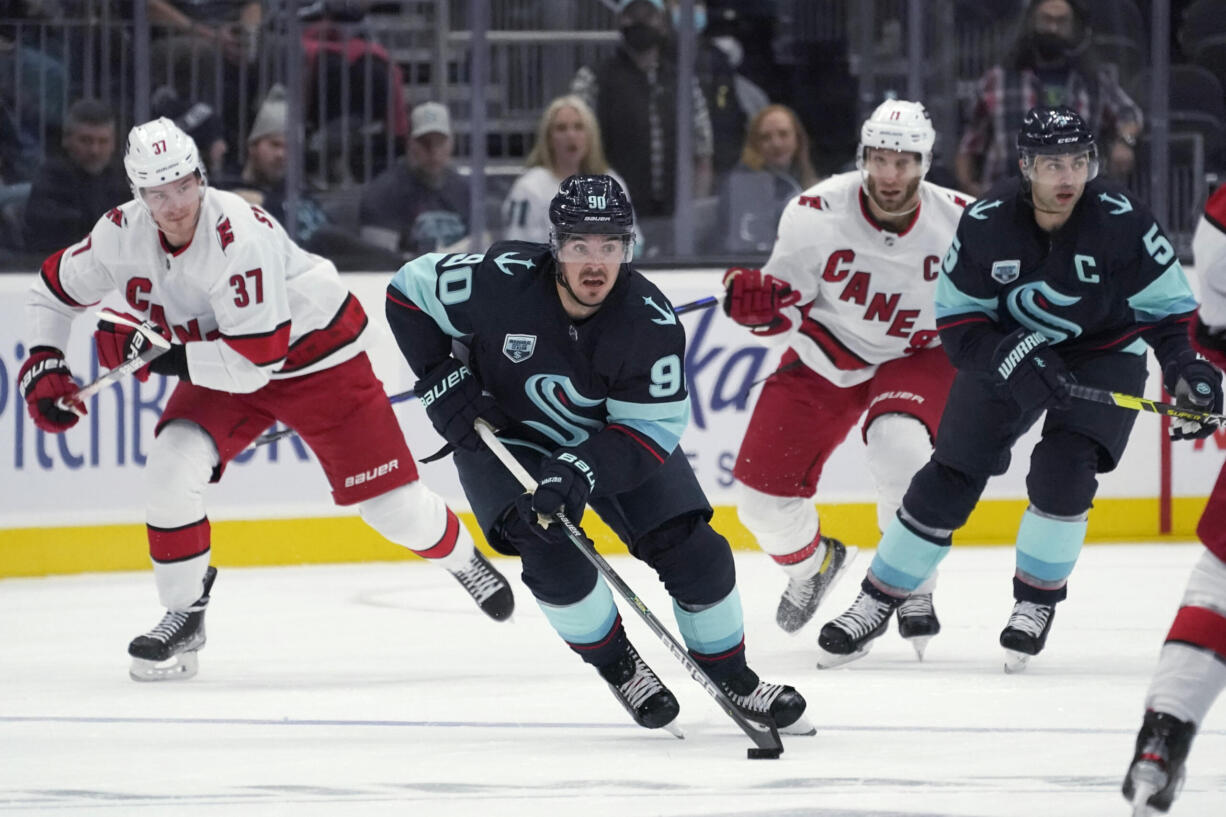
(991, 260, 1021, 284)
(1005, 281, 1084, 344)
(503, 334, 537, 363)
(524, 373, 605, 446)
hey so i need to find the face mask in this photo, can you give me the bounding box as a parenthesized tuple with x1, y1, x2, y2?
(1033, 31, 1072, 62)
(621, 23, 661, 53)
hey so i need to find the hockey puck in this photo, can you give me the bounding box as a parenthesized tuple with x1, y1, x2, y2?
(746, 747, 782, 759)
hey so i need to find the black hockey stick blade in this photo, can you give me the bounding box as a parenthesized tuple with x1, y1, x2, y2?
(1067, 383, 1226, 426)
(474, 421, 784, 754)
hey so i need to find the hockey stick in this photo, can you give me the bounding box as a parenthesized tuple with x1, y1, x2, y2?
(474, 420, 785, 756)
(673, 294, 720, 316)
(1067, 383, 1226, 426)
(57, 311, 173, 411)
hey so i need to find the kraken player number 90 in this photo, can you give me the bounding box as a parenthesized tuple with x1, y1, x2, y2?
(438, 266, 473, 305)
(650, 354, 681, 398)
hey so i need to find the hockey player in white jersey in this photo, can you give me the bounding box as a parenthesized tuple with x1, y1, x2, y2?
(723, 99, 970, 657)
(17, 117, 514, 682)
(1122, 185, 1226, 816)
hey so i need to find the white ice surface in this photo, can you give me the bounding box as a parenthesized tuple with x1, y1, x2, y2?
(1, 544, 1224, 817)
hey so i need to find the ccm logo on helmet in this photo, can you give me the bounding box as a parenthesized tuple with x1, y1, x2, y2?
(344, 459, 400, 488)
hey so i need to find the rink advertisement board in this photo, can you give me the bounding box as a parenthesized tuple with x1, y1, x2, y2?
(1, 269, 1223, 574)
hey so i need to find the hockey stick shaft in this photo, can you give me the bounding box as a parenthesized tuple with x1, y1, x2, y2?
(673, 294, 720, 316)
(1067, 383, 1226, 426)
(60, 344, 170, 410)
(474, 420, 783, 752)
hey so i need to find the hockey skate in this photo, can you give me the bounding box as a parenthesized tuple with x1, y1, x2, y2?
(448, 549, 515, 621)
(816, 587, 898, 668)
(597, 643, 683, 737)
(720, 667, 814, 736)
(128, 566, 217, 682)
(1000, 600, 1055, 673)
(1122, 711, 1195, 816)
(896, 592, 940, 660)
(776, 538, 858, 634)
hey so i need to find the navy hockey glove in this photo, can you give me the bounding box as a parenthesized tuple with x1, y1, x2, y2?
(991, 329, 1071, 413)
(18, 346, 84, 433)
(413, 357, 509, 451)
(525, 451, 596, 524)
(1163, 353, 1223, 441)
(722, 267, 802, 336)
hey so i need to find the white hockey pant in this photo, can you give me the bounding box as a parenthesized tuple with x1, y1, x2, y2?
(145, 420, 218, 611)
(867, 413, 938, 594)
(736, 483, 823, 578)
(359, 481, 475, 572)
(1146, 550, 1226, 725)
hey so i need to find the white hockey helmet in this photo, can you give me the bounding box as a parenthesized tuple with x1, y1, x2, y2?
(857, 99, 935, 176)
(124, 116, 206, 209)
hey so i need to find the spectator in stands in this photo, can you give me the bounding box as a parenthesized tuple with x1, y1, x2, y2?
(955, 0, 1143, 196)
(22, 98, 129, 253)
(151, 85, 230, 178)
(148, 1, 261, 147)
(358, 101, 470, 255)
(502, 95, 628, 243)
(715, 103, 818, 253)
(571, 0, 714, 251)
(668, 0, 769, 177)
(218, 84, 403, 271)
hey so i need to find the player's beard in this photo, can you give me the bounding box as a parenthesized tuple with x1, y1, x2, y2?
(866, 174, 922, 217)
(559, 264, 614, 310)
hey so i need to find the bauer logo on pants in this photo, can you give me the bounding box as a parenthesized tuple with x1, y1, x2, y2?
(503, 334, 536, 363)
(991, 260, 1021, 284)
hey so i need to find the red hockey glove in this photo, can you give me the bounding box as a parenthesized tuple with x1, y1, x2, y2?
(94, 311, 170, 383)
(1190, 314, 1226, 372)
(722, 267, 802, 336)
(18, 346, 84, 433)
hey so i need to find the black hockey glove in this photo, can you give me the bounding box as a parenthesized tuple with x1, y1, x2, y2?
(524, 450, 596, 525)
(991, 329, 1071, 413)
(413, 357, 509, 451)
(1162, 352, 1223, 441)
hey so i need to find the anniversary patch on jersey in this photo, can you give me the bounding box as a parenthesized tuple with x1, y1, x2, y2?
(503, 333, 537, 363)
(991, 259, 1020, 284)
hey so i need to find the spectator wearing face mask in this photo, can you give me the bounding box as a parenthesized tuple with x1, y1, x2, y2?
(570, 0, 714, 252)
(954, 0, 1143, 197)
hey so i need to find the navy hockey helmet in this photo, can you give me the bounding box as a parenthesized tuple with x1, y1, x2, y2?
(1016, 105, 1099, 186)
(549, 174, 636, 266)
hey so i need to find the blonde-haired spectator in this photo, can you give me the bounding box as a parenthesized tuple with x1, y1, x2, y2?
(716, 104, 818, 252)
(502, 96, 628, 243)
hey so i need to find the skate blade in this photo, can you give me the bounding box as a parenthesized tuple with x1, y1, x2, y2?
(1002, 649, 1032, 674)
(661, 720, 685, 739)
(816, 644, 871, 669)
(906, 635, 933, 661)
(781, 713, 817, 736)
(129, 650, 200, 682)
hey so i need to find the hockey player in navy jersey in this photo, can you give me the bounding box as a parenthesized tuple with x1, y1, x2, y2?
(17, 118, 514, 683)
(818, 106, 1223, 672)
(385, 174, 811, 735)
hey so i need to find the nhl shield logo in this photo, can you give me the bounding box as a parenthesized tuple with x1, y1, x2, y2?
(503, 334, 537, 363)
(991, 260, 1021, 284)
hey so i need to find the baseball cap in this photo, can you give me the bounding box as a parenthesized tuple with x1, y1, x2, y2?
(410, 102, 451, 139)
